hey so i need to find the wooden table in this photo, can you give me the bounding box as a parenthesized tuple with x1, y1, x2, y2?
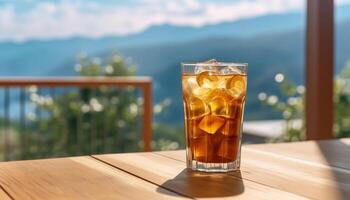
(0, 139, 349, 199)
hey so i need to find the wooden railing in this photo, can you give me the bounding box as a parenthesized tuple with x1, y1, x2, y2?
(0, 77, 152, 160)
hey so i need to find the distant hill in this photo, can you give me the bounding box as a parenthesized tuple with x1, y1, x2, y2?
(0, 9, 319, 76)
(1, 5, 350, 76)
(118, 31, 304, 122)
(1, 6, 350, 123)
(54, 18, 350, 123)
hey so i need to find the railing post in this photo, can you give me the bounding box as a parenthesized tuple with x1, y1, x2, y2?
(20, 88, 26, 159)
(4, 88, 10, 160)
(305, 0, 334, 139)
(143, 82, 152, 151)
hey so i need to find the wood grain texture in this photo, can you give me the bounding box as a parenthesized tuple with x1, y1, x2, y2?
(0, 77, 152, 87)
(0, 187, 12, 200)
(240, 148, 350, 199)
(0, 140, 348, 199)
(156, 143, 350, 200)
(93, 153, 306, 199)
(245, 138, 350, 169)
(0, 156, 184, 200)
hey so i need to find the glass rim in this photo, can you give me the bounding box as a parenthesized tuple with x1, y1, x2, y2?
(181, 62, 248, 68)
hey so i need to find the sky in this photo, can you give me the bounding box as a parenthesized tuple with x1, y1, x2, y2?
(0, 0, 349, 42)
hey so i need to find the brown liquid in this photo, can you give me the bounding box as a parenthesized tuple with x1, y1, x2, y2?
(182, 72, 246, 163)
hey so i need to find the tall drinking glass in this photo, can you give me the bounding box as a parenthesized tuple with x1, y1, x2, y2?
(182, 60, 247, 172)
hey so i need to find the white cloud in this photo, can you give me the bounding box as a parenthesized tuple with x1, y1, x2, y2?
(0, 0, 348, 42)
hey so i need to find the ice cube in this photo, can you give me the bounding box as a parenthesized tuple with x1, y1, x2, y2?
(219, 120, 240, 136)
(204, 59, 218, 64)
(192, 127, 206, 139)
(216, 78, 227, 89)
(196, 71, 219, 88)
(187, 119, 206, 139)
(194, 65, 218, 74)
(198, 115, 225, 134)
(192, 87, 212, 100)
(183, 76, 198, 90)
(183, 76, 211, 99)
(217, 137, 240, 161)
(190, 134, 225, 162)
(226, 75, 247, 99)
(190, 136, 213, 162)
(220, 66, 243, 75)
(226, 75, 246, 90)
(194, 59, 220, 74)
(209, 94, 237, 118)
(185, 97, 209, 119)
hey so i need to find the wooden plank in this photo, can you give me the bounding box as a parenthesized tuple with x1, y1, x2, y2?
(0, 156, 185, 200)
(306, 0, 334, 139)
(93, 153, 307, 199)
(155, 148, 350, 199)
(245, 139, 350, 170)
(240, 148, 350, 199)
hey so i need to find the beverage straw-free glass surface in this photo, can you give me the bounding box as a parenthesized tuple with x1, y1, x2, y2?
(182, 61, 247, 172)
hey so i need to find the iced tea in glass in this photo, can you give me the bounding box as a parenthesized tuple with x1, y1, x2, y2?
(182, 60, 247, 172)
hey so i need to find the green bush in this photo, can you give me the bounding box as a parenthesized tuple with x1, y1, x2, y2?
(259, 63, 350, 142)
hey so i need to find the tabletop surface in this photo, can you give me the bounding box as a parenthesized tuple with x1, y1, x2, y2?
(0, 139, 349, 200)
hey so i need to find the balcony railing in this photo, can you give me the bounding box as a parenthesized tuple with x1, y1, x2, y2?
(0, 77, 152, 161)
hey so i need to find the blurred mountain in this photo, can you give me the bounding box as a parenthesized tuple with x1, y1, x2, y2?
(0, 10, 309, 76)
(2, 4, 350, 76)
(1, 6, 350, 123)
(96, 17, 350, 122)
(118, 31, 304, 122)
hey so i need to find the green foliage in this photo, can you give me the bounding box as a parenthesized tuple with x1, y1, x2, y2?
(152, 123, 185, 150)
(3, 53, 183, 160)
(334, 61, 350, 138)
(259, 63, 350, 142)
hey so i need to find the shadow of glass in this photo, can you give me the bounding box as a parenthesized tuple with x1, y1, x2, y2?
(156, 169, 244, 198)
(316, 139, 350, 198)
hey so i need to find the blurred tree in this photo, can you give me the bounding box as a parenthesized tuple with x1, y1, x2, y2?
(259, 62, 350, 142)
